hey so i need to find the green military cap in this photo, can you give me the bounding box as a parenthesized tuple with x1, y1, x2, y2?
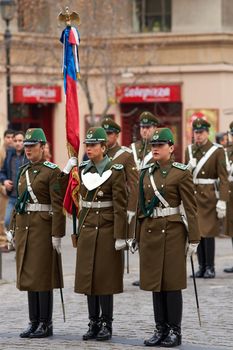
(84, 127, 107, 144)
(229, 121, 233, 134)
(150, 128, 174, 145)
(101, 117, 121, 133)
(192, 118, 211, 131)
(24, 128, 47, 145)
(139, 111, 159, 127)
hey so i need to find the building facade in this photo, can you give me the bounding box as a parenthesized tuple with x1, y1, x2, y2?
(1, 0, 233, 164)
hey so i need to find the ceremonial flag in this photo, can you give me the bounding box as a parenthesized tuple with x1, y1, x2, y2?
(60, 26, 81, 215)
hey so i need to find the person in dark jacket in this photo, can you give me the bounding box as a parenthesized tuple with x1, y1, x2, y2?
(0, 131, 27, 230)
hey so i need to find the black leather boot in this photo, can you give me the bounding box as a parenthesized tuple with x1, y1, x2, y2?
(193, 266, 205, 278)
(83, 295, 100, 340)
(223, 266, 233, 273)
(190, 238, 205, 278)
(204, 266, 215, 278)
(144, 323, 168, 346)
(30, 291, 53, 338)
(20, 292, 39, 338)
(160, 291, 182, 347)
(204, 237, 215, 278)
(96, 318, 112, 341)
(160, 325, 182, 347)
(20, 322, 39, 338)
(83, 319, 101, 340)
(30, 321, 53, 338)
(96, 295, 113, 341)
(132, 280, 140, 286)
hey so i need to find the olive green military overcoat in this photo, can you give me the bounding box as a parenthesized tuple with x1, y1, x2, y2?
(185, 140, 229, 237)
(107, 143, 139, 238)
(74, 160, 127, 295)
(107, 143, 138, 212)
(13, 161, 66, 291)
(137, 162, 200, 292)
(225, 144, 233, 236)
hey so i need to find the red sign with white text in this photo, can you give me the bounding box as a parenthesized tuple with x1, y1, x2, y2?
(13, 85, 62, 104)
(116, 85, 181, 103)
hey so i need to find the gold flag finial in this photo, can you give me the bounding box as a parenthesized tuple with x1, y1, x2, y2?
(58, 6, 80, 26)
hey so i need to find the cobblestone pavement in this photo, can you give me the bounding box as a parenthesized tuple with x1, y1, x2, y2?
(0, 219, 233, 350)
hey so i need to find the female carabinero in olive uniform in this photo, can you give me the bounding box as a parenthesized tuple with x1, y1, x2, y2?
(11, 128, 66, 339)
(73, 127, 128, 342)
(137, 128, 200, 348)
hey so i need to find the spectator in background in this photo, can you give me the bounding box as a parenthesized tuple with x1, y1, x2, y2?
(0, 131, 27, 240)
(215, 132, 228, 148)
(0, 129, 15, 252)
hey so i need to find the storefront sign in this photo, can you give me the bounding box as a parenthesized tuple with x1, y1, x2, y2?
(13, 85, 62, 103)
(116, 85, 181, 103)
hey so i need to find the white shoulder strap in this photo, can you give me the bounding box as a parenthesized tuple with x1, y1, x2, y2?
(112, 148, 125, 161)
(224, 149, 231, 173)
(131, 143, 140, 170)
(188, 144, 193, 161)
(142, 151, 153, 168)
(149, 172, 170, 208)
(192, 145, 218, 180)
(25, 170, 38, 204)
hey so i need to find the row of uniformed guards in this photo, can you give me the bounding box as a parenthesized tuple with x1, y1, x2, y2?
(216, 122, 233, 273)
(185, 117, 229, 279)
(13, 124, 200, 348)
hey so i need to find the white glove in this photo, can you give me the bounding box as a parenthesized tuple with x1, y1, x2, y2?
(188, 158, 197, 171)
(63, 157, 78, 174)
(186, 242, 199, 257)
(127, 211, 135, 225)
(6, 229, 14, 243)
(52, 236, 62, 254)
(6, 229, 15, 249)
(216, 200, 226, 219)
(127, 238, 139, 254)
(115, 239, 126, 251)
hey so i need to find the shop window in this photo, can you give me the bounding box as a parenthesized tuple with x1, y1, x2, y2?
(18, 0, 50, 33)
(133, 0, 171, 33)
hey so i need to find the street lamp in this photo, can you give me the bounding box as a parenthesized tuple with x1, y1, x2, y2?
(0, 0, 16, 128)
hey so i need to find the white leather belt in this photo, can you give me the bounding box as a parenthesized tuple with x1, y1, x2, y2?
(82, 200, 113, 209)
(25, 203, 53, 212)
(152, 206, 180, 218)
(193, 178, 217, 185)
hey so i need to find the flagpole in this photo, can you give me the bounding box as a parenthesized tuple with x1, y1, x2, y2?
(59, 6, 81, 219)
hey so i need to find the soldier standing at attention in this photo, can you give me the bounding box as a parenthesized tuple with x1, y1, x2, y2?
(223, 122, 233, 273)
(131, 111, 159, 170)
(136, 128, 200, 347)
(11, 128, 66, 338)
(74, 127, 128, 341)
(185, 117, 229, 278)
(101, 117, 139, 231)
(131, 111, 159, 286)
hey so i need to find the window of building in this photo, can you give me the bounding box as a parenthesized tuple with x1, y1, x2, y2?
(133, 0, 171, 33)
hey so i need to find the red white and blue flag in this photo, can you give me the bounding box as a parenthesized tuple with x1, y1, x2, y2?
(60, 26, 80, 215)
